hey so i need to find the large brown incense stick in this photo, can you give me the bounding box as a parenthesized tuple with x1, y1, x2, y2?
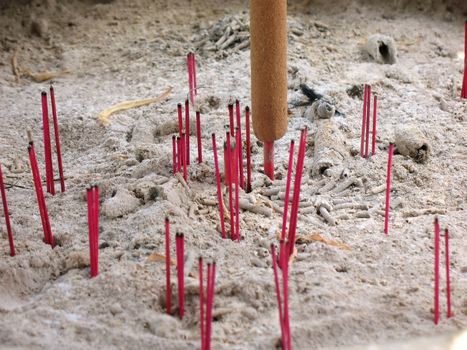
(41, 92, 55, 195)
(0, 163, 15, 256)
(49, 86, 65, 192)
(250, 0, 288, 179)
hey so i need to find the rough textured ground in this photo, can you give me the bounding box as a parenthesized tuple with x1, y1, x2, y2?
(0, 0, 466, 349)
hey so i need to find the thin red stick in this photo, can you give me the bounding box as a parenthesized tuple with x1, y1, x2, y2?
(228, 104, 234, 137)
(199, 257, 204, 350)
(172, 135, 177, 174)
(165, 217, 172, 314)
(177, 137, 182, 173)
(384, 143, 394, 235)
(434, 218, 440, 325)
(0, 163, 15, 256)
(41, 92, 55, 195)
(187, 53, 194, 106)
(371, 95, 377, 156)
(445, 228, 453, 318)
(176, 233, 185, 318)
(282, 242, 291, 350)
(245, 106, 252, 193)
(281, 140, 295, 241)
(49, 86, 65, 192)
(196, 111, 202, 163)
(365, 86, 372, 159)
(177, 103, 183, 138)
(86, 187, 94, 274)
(92, 185, 99, 277)
(226, 133, 235, 240)
(205, 263, 212, 350)
(271, 244, 286, 349)
(28, 143, 55, 247)
(192, 53, 197, 98)
(264, 142, 274, 180)
(234, 129, 241, 240)
(360, 85, 368, 157)
(235, 100, 245, 189)
(185, 99, 190, 165)
(287, 128, 307, 257)
(461, 20, 467, 99)
(206, 262, 216, 350)
(181, 133, 187, 181)
(212, 134, 226, 239)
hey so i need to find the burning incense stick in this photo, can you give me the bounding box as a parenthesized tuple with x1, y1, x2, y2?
(371, 95, 378, 156)
(360, 85, 368, 157)
(225, 133, 235, 240)
(165, 217, 172, 314)
(172, 135, 177, 174)
(445, 228, 453, 318)
(196, 111, 202, 163)
(41, 92, 55, 195)
(228, 104, 234, 137)
(176, 233, 185, 318)
(0, 163, 15, 256)
(211, 134, 226, 239)
(434, 217, 440, 325)
(280, 140, 294, 241)
(365, 85, 372, 159)
(245, 106, 252, 193)
(28, 142, 55, 247)
(177, 103, 183, 138)
(49, 86, 65, 192)
(461, 21, 467, 99)
(384, 143, 394, 235)
(235, 100, 245, 189)
(185, 100, 190, 165)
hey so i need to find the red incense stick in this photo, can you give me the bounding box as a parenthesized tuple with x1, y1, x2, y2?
(360, 85, 368, 157)
(228, 104, 234, 136)
(225, 133, 235, 240)
(245, 106, 252, 193)
(181, 133, 187, 181)
(281, 140, 295, 241)
(28, 143, 55, 247)
(371, 95, 378, 156)
(434, 218, 440, 325)
(87, 186, 99, 277)
(384, 143, 394, 235)
(177, 103, 183, 138)
(41, 92, 55, 195)
(271, 244, 286, 349)
(199, 257, 205, 349)
(264, 142, 275, 180)
(177, 137, 182, 173)
(176, 233, 185, 318)
(282, 242, 291, 350)
(185, 99, 190, 165)
(192, 53, 197, 99)
(287, 128, 307, 257)
(0, 163, 15, 256)
(235, 100, 245, 189)
(196, 111, 202, 163)
(165, 217, 172, 314)
(205, 262, 216, 350)
(211, 134, 226, 239)
(461, 20, 467, 99)
(172, 135, 177, 174)
(445, 228, 453, 318)
(235, 129, 241, 241)
(365, 86, 372, 159)
(187, 53, 195, 106)
(49, 86, 65, 192)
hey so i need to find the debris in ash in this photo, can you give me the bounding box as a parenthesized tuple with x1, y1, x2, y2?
(297, 84, 344, 119)
(364, 34, 397, 64)
(346, 84, 364, 99)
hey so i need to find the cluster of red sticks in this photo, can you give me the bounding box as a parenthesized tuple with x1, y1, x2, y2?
(0, 163, 15, 256)
(86, 186, 100, 278)
(360, 84, 378, 158)
(199, 257, 216, 350)
(461, 21, 467, 99)
(41, 86, 66, 194)
(433, 218, 453, 325)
